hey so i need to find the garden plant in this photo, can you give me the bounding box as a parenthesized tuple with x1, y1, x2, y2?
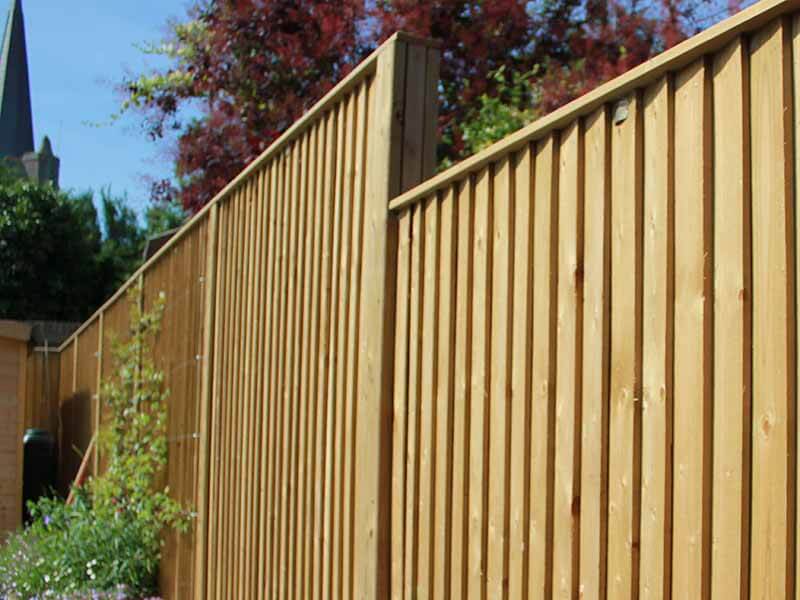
(0, 286, 190, 599)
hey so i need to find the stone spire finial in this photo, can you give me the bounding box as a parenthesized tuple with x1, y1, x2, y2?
(0, 0, 34, 159)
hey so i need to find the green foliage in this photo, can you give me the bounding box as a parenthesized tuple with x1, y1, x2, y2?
(0, 165, 185, 321)
(98, 190, 147, 293)
(0, 173, 104, 321)
(143, 202, 185, 240)
(90, 287, 188, 536)
(454, 66, 539, 162)
(0, 494, 163, 598)
(0, 289, 189, 599)
(98, 190, 187, 292)
(121, 19, 207, 115)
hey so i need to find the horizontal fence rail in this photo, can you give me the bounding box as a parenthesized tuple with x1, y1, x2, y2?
(47, 0, 800, 597)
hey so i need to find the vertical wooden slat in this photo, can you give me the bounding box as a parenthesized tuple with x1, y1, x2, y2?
(326, 101, 347, 598)
(673, 58, 713, 600)
(640, 75, 673, 600)
(195, 204, 219, 598)
(344, 82, 369, 600)
(529, 134, 558, 600)
(391, 208, 412, 600)
(750, 18, 796, 600)
(433, 186, 457, 600)
(297, 125, 316, 600)
(579, 107, 610, 600)
(333, 92, 356, 600)
(93, 312, 103, 476)
(301, 120, 322, 600)
(313, 110, 336, 600)
(468, 167, 492, 600)
(487, 157, 512, 600)
(606, 91, 642, 600)
(711, 37, 750, 600)
(417, 194, 440, 599)
(211, 202, 231, 598)
(553, 121, 584, 599)
(289, 131, 310, 600)
(250, 170, 268, 598)
(270, 151, 291, 598)
(240, 178, 256, 598)
(793, 17, 800, 600)
(216, 199, 230, 597)
(223, 197, 236, 599)
(282, 142, 301, 599)
(230, 188, 247, 599)
(257, 166, 275, 597)
(262, 161, 281, 597)
(450, 177, 474, 600)
(508, 145, 534, 600)
(242, 176, 257, 598)
(230, 189, 246, 600)
(404, 201, 424, 600)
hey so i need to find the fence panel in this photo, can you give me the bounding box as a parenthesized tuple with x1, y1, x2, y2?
(53, 32, 438, 599)
(141, 216, 210, 598)
(55, 327, 97, 495)
(387, 2, 800, 598)
(48, 1, 800, 598)
(24, 348, 60, 433)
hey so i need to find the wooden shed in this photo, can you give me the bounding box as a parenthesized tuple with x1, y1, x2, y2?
(0, 320, 29, 539)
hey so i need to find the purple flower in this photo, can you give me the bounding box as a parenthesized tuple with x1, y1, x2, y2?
(43, 515, 52, 526)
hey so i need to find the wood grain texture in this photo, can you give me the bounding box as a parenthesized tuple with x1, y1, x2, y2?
(553, 121, 583, 600)
(529, 134, 558, 600)
(711, 38, 750, 600)
(579, 107, 610, 600)
(508, 146, 534, 600)
(468, 167, 491, 600)
(51, 7, 800, 598)
(749, 18, 796, 600)
(640, 76, 673, 600)
(606, 91, 642, 600)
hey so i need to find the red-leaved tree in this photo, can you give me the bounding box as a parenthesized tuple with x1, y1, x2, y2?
(123, 0, 739, 212)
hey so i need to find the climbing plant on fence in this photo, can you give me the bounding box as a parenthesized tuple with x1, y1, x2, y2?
(0, 285, 189, 599)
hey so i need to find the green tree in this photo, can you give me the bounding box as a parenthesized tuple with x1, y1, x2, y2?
(97, 189, 146, 293)
(97, 189, 187, 292)
(0, 174, 104, 321)
(0, 165, 187, 322)
(143, 200, 186, 240)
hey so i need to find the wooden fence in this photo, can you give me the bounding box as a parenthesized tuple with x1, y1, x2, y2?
(50, 0, 800, 597)
(53, 33, 439, 599)
(388, 1, 800, 598)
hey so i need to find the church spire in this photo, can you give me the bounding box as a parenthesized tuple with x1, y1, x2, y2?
(0, 0, 34, 158)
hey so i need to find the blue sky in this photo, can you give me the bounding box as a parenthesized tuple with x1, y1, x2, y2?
(20, 0, 191, 214)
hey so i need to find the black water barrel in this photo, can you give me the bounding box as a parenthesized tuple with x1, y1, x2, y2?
(22, 429, 57, 523)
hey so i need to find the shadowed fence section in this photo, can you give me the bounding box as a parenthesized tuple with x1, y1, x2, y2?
(47, 0, 800, 598)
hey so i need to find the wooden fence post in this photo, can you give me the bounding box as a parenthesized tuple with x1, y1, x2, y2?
(93, 311, 103, 476)
(193, 203, 220, 597)
(354, 32, 440, 600)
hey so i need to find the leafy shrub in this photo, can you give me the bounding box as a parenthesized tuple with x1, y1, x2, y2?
(0, 493, 162, 598)
(0, 286, 188, 599)
(458, 66, 539, 159)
